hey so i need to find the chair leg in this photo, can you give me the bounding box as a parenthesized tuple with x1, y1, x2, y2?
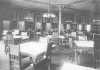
(30, 57, 35, 70)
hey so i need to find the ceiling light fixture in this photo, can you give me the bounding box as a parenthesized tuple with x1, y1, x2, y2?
(42, 0, 56, 18)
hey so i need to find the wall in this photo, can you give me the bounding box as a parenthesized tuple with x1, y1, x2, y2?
(0, 2, 33, 39)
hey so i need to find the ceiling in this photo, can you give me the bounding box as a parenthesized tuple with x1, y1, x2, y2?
(0, 0, 100, 14)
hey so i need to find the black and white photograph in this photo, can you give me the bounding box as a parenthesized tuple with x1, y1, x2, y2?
(0, 0, 100, 70)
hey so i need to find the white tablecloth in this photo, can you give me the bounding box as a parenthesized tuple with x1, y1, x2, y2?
(74, 40, 94, 48)
(20, 37, 48, 60)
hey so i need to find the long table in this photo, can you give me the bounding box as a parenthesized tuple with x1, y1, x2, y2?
(74, 40, 94, 48)
(20, 37, 48, 62)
